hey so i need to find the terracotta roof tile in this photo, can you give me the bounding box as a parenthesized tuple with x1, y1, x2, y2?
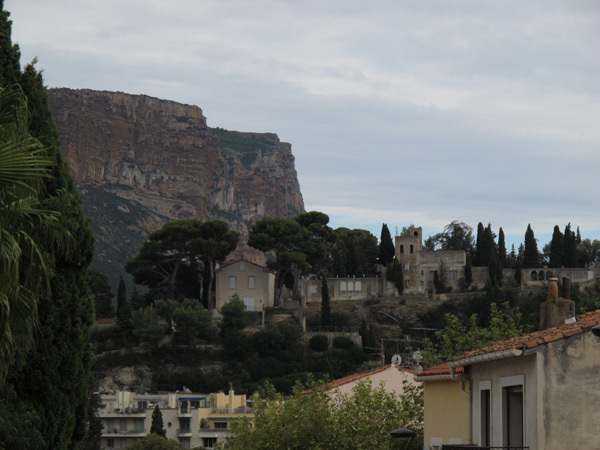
(452, 309, 600, 363)
(95, 317, 116, 325)
(418, 362, 464, 378)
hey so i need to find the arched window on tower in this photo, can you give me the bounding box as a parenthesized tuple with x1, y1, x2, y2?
(410, 245, 414, 254)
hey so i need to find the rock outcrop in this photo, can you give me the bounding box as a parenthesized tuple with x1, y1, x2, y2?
(48, 88, 304, 288)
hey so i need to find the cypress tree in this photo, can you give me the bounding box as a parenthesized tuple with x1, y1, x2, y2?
(320, 274, 331, 327)
(549, 225, 564, 268)
(523, 224, 540, 268)
(498, 227, 507, 269)
(474, 222, 485, 266)
(116, 276, 131, 337)
(563, 223, 577, 268)
(514, 258, 522, 285)
(0, 4, 95, 447)
(150, 405, 166, 437)
(464, 254, 473, 286)
(378, 223, 395, 266)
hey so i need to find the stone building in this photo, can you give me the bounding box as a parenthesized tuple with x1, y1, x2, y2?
(395, 227, 466, 294)
(214, 259, 275, 311)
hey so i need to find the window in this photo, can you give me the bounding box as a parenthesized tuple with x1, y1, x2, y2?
(248, 276, 255, 289)
(137, 401, 147, 410)
(410, 245, 414, 254)
(180, 401, 188, 413)
(119, 419, 127, 431)
(348, 281, 354, 291)
(107, 439, 115, 449)
(239, 262, 245, 271)
(229, 276, 236, 289)
(479, 380, 491, 447)
(450, 270, 458, 281)
(531, 271, 537, 281)
(179, 439, 191, 449)
(354, 281, 361, 291)
(400, 245, 404, 254)
(501, 375, 524, 448)
(179, 417, 191, 432)
(404, 262, 410, 271)
(214, 421, 228, 429)
(404, 280, 410, 289)
(134, 419, 144, 432)
(202, 437, 217, 448)
(340, 281, 347, 292)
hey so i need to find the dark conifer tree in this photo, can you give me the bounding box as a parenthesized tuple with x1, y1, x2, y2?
(523, 224, 540, 268)
(563, 223, 577, 268)
(498, 227, 507, 269)
(378, 223, 395, 266)
(474, 222, 485, 266)
(0, 3, 95, 447)
(514, 258, 522, 285)
(386, 258, 404, 295)
(464, 254, 473, 286)
(576, 227, 582, 245)
(116, 276, 131, 334)
(130, 285, 145, 311)
(549, 225, 564, 268)
(320, 274, 331, 327)
(150, 405, 166, 437)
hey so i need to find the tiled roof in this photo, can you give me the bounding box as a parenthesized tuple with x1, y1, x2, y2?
(319, 364, 415, 391)
(417, 362, 464, 378)
(453, 309, 600, 363)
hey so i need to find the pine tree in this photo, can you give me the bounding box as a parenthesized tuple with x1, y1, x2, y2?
(523, 224, 540, 268)
(150, 405, 166, 437)
(378, 224, 395, 266)
(0, 3, 95, 447)
(320, 274, 331, 327)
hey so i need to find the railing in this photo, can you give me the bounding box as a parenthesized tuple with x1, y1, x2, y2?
(102, 428, 146, 435)
(442, 446, 529, 450)
(306, 326, 359, 333)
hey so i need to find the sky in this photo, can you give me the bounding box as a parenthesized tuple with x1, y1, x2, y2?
(6, 0, 600, 250)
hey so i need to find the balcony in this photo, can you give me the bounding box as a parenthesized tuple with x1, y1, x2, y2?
(101, 428, 146, 437)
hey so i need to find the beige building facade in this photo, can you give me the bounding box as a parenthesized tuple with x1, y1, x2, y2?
(215, 259, 275, 311)
(98, 389, 252, 449)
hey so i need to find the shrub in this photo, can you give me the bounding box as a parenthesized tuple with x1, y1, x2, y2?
(332, 336, 354, 349)
(309, 335, 329, 352)
(330, 310, 352, 326)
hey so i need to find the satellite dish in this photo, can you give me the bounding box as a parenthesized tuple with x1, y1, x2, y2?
(391, 354, 402, 366)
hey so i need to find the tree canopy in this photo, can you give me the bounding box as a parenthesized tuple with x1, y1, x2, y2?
(378, 223, 395, 266)
(225, 377, 423, 450)
(126, 219, 239, 307)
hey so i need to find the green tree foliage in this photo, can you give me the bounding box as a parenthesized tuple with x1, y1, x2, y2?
(89, 268, 115, 319)
(563, 223, 577, 268)
(331, 227, 378, 276)
(130, 285, 146, 311)
(400, 224, 416, 236)
(433, 270, 443, 294)
(220, 294, 248, 336)
(464, 254, 473, 286)
(249, 212, 333, 303)
(386, 258, 404, 295)
(116, 275, 131, 332)
(514, 258, 522, 284)
(0, 85, 59, 380)
(126, 219, 238, 306)
(378, 223, 395, 266)
(523, 224, 540, 268)
(131, 307, 165, 351)
(172, 302, 215, 344)
(498, 227, 507, 269)
(321, 275, 331, 326)
(0, 4, 96, 447)
(430, 221, 474, 253)
(225, 378, 423, 450)
(74, 391, 103, 450)
(548, 225, 564, 268)
(150, 405, 166, 438)
(309, 335, 329, 352)
(576, 238, 600, 267)
(474, 222, 485, 265)
(421, 303, 525, 368)
(126, 433, 183, 449)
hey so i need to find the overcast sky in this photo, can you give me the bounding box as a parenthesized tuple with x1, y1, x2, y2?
(6, 0, 600, 249)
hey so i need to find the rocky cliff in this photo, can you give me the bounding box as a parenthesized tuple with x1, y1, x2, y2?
(48, 88, 304, 289)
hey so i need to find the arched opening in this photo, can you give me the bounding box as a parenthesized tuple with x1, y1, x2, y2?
(531, 271, 538, 281)
(410, 245, 414, 254)
(400, 245, 404, 254)
(414, 231, 419, 237)
(539, 270, 545, 281)
(546, 270, 553, 279)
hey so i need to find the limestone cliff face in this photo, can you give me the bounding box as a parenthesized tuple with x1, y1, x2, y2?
(48, 88, 304, 286)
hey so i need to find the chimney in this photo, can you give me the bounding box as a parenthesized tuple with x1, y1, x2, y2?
(540, 278, 575, 330)
(228, 382, 234, 414)
(562, 277, 571, 299)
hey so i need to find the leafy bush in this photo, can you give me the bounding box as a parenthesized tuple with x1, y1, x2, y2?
(330, 310, 352, 326)
(309, 335, 329, 352)
(332, 336, 354, 350)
